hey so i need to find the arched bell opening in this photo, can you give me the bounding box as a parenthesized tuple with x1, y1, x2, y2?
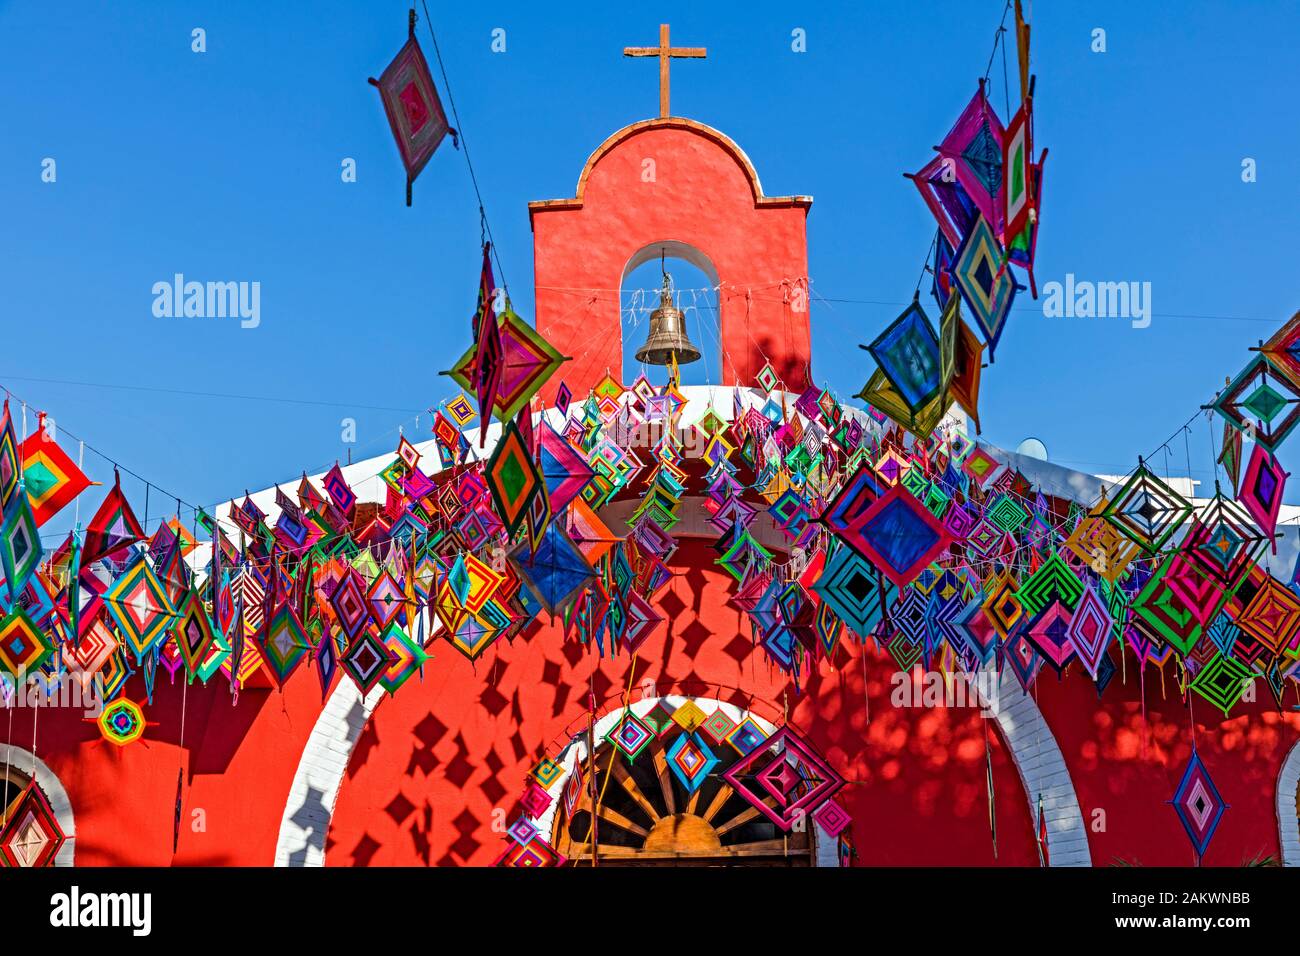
(620, 241, 723, 389)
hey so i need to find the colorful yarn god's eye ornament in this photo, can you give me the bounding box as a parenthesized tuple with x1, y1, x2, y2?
(98, 697, 147, 747)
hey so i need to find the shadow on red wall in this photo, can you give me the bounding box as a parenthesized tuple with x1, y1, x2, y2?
(326, 539, 1038, 866)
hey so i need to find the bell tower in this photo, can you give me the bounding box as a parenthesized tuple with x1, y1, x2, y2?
(528, 26, 814, 401)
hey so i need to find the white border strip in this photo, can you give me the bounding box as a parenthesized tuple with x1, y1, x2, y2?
(273, 679, 386, 867)
(1276, 738, 1300, 866)
(984, 667, 1091, 866)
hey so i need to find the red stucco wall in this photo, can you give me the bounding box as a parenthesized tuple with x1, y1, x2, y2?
(1035, 661, 1300, 867)
(325, 539, 1038, 866)
(5, 666, 321, 866)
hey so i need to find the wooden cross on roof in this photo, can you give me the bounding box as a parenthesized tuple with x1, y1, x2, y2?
(623, 24, 706, 118)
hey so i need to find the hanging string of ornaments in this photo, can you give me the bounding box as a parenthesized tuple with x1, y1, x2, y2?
(1, 2, 1293, 869)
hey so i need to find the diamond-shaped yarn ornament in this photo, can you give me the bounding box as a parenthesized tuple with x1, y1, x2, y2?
(1169, 751, 1228, 859)
(1102, 463, 1194, 555)
(721, 726, 845, 832)
(1211, 354, 1300, 454)
(604, 711, 654, 762)
(665, 732, 720, 795)
(838, 486, 952, 589)
(0, 783, 66, 867)
(1190, 653, 1254, 716)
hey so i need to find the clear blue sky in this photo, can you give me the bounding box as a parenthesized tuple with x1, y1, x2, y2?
(3, 0, 1299, 531)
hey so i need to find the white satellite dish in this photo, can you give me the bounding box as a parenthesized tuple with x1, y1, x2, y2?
(1016, 437, 1049, 461)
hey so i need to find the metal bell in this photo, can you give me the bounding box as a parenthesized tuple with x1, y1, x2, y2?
(635, 274, 702, 367)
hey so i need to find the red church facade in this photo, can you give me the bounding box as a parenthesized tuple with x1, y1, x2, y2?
(6, 115, 1300, 871)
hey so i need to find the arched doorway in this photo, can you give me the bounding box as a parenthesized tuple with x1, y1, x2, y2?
(542, 698, 831, 866)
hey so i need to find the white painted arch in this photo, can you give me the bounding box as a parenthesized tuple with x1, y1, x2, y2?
(0, 743, 75, 866)
(1276, 738, 1300, 866)
(981, 666, 1091, 866)
(274, 678, 385, 867)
